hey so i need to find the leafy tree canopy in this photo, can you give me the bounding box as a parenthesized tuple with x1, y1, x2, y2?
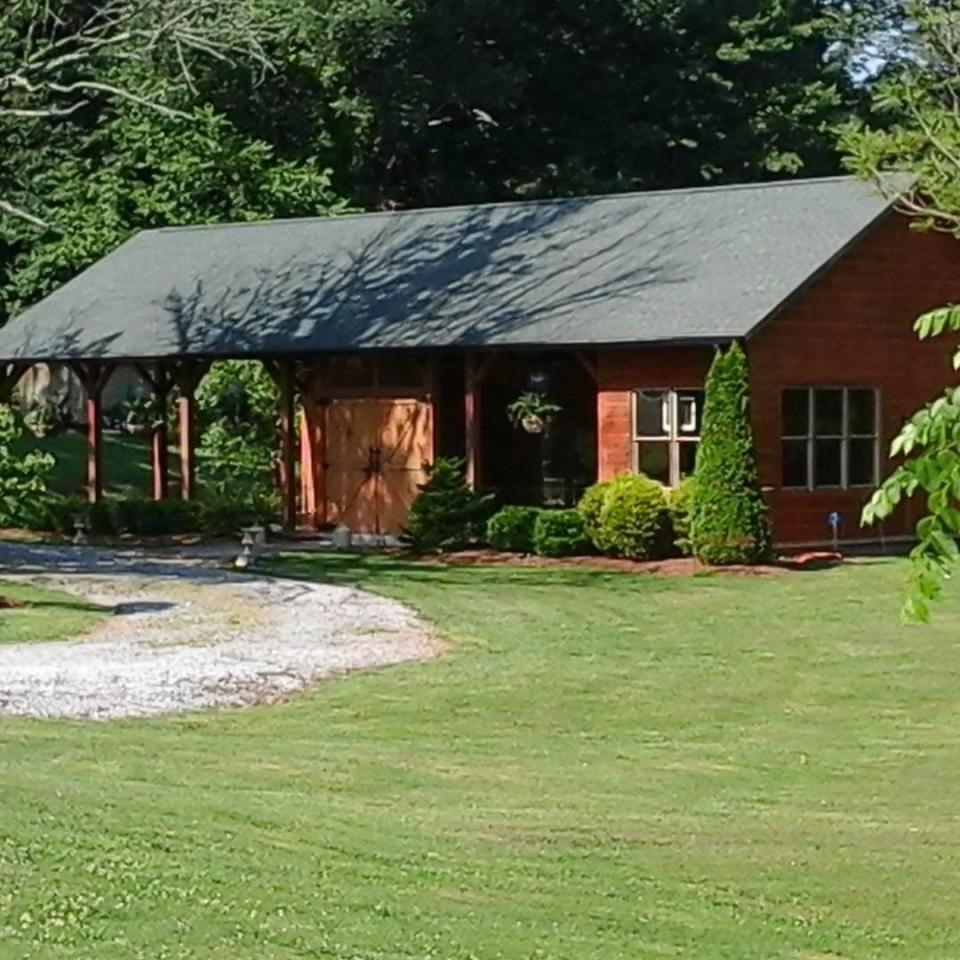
(844, 1, 960, 620)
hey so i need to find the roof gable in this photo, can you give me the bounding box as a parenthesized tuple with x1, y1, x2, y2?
(0, 176, 902, 362)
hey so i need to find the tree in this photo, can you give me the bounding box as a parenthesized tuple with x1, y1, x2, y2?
(0, 404, 52, 528)
(843, 1, 960, 620)
(1, 106, 345, 320)
(689, 343, 771, 566)
(297, 0, 857, 209)
(0, 0, 278, 224)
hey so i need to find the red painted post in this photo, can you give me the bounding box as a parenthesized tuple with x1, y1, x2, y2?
(177, 392, 196, 501)
(150, 376, 170, 500)
(277, 360, 297, 530)
(86, 391, 103, 504)
(70, 361, 110, 504)
(464, 355, 482, 489)
(151, 400, 169, 500)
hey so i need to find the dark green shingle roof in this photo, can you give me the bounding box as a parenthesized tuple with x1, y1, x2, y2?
(0, 176, 902, 362)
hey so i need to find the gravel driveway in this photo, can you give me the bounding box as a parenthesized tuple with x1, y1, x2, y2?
(0, 543, 441, 721)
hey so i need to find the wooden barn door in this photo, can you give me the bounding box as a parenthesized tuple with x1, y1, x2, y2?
(323, 398, 433, 534)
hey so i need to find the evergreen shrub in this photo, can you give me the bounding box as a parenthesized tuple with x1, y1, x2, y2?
(404, 457, 495, 553)
(689, 343, 771, 565)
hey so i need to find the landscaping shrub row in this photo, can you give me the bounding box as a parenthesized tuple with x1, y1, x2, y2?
(483, 475, 695, 560)
(21, 492, 278, 538)
(406, 456, 698, 561)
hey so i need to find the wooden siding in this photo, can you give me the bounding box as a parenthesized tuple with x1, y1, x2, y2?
(596, 213, 960, 547)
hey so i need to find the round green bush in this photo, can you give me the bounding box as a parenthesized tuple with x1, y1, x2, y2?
(576, 480, 611, 547)
(533, 509, 591, 558)
(594, 473, 669, 560)
(486, 506, 540, 553)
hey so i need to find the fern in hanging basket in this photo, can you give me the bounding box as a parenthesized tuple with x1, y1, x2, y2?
(506, 391, 562, 434)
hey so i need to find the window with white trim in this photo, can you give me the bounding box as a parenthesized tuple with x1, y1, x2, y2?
(781, 388, 879, 489)
(632, 389, 704, 487)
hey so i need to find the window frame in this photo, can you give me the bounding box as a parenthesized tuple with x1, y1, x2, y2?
(781, 386, 880, 491)
(631, 388, 704, 488)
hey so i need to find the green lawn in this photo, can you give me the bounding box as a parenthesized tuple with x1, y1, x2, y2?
(12, 430, 179, 497)
(0, 580, 108, 645)
(1, 556, 959, 957)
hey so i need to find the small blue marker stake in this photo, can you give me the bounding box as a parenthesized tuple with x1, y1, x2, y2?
(827, 511, 841, 554)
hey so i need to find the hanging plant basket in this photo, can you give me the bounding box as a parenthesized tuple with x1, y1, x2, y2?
(521, 413, 546, 434)
(507, 391, 562, 434)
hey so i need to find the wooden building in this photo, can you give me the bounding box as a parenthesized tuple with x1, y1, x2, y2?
(0, 175, 956, 547)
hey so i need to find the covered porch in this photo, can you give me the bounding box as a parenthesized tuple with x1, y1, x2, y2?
(1, 348, 600, 535)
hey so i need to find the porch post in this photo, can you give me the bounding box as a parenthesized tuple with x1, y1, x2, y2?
(464, 353, 496, 489)
(87, 394, 103, 503)
(464, 354, 481, 489)
(173, 361, 209, 501)
(277, 359, 297, 530)
(178, 392, 197, 501)
(135, 362, 172, 501)
(71, 361, 112, 503)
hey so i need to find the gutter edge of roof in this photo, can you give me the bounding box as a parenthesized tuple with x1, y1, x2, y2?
(0, 335, 740, 366)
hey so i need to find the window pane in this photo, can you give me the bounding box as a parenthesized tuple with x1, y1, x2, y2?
(782, 389, 810, 437)
(678, 442, 698, 479)
(677, 390, 705, 436)
(814, 438, 843, 487)
(635, 391, 668, 437)
(637, 442, 670, 484)
(848, 389, 876, 436)
(848, 438, 877, 487)
(782, 439, 809, 488)
(814, 389, 844, 437)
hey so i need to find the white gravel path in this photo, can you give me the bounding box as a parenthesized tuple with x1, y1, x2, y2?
(0, 543, 442, 721)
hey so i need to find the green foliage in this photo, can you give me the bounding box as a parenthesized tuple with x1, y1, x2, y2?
(590, 473, 670, 561)
(576, 481, 612, 548)
(21, 398, 69, 438)
(840, 2, 960, 239)
(533, 509, 591, 558)
(0, 405, 53, 528)
(42, 494, 203, 538)
(404, 457, 495, 553)
(689, 344, 771, 565)
(668, 476, 698, 557)
(195, 361, 279, 517)
(486, 505, 540, 553)
(294, 0, 852, 208)
(506, 392, 562, 429)
(120, 394, 164, 434)
(863, 380, 960, 622)
(196, 361, 280, 438)
(2, 107, 347, 321)
(843, 3, 960, 618)
(198, 492, 279, 537)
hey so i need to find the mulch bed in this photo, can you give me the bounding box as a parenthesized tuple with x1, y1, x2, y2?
(417, 549, 844, 577)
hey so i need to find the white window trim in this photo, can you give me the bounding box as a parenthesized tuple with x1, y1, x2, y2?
(782, 387, 880, 491)
(632, 388, 703, 487)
